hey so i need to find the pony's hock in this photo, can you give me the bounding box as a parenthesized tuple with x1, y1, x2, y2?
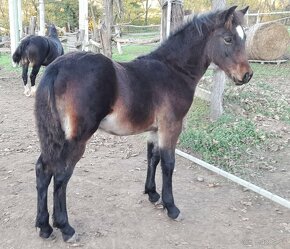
(12, 24, 63, 97)
(34, 6, 253, 242)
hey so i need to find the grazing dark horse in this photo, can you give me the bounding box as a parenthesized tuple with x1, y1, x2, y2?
(34, 6, 253, 243)
(12, 24, 63, 96)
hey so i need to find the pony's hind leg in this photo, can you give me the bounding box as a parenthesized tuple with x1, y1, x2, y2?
(35, 155, 54, 239)
(30, 65, 41, 96)
(144, 131, 161, 204)
(52, 140, 86, 243)
(22, 64, 30, 96)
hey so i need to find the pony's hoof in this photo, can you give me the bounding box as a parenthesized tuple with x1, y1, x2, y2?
(65, 232, 79, 243)
(24, 86, 30, 97)
(37, 226, 54, 240)
(30, 86, 37, 96)
(44, 231, 56, 241)
(166, 206, 182, 221)
(174, 212, 184, 222)
(148, 191, 160, 204)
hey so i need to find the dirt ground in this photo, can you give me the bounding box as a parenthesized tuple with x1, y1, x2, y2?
(1, 68, 290, 249)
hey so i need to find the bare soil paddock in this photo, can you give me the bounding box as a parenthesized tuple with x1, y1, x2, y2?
(1, 67, 290, 249)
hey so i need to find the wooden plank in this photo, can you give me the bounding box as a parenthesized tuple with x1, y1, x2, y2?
(113, 36, 160, 44)
(0, 41, 10, 47)
(249, 59, 288, 65)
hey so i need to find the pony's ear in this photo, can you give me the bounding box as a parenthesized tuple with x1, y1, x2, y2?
(239, 6, 249, 15)
(218, 6, 237, 26)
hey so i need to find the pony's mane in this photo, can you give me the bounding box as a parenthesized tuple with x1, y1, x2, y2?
(173, 8, 244, 38)
(138, 8, 244, 61)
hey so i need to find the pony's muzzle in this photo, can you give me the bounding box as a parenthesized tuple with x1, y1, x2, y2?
(242, 71, 253, 84)
(234, 69, 253, 85)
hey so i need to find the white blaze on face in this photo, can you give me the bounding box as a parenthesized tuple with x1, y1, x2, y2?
(236, 25, 245, 40)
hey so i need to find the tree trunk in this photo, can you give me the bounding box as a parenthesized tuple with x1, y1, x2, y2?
(17, 0, 22, 38)
(89, 4, 100, 53)
(161, 0, 184, 42)
(39, 0, 45, 36)
(29, 16, 36, 35)
(210, 65, 226, 121)
(210, 0, 226, 121)
(79, 0, 88, 51)
(100, 0, 113, 58)
(8, 0, 19, 65)
(145, 0, 149, 25)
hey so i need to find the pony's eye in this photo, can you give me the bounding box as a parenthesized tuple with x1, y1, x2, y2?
(224, 36, 233, 44)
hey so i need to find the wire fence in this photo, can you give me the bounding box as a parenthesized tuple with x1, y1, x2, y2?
(246, 10, 290, 26)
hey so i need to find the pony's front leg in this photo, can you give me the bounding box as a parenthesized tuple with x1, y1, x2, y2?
(160, 148, 182, 220)
(30, 65, 41, 96)
(35, 155, 54, 239)
(22, 64, 30, 96)
(158, 122, 183, 221)
(145, 131, 161, 203)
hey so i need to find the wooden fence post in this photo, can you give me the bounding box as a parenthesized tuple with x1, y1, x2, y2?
(161, 0, 184, 42)
(29, 16, 37, 35)
(39, 0, 45, 36)
(210, 0, 226, 121)
(79, 0, 89, 51)
(8, 0, 19, 66)
(17, 0, 22, 38)
(100, 0, 113, 58)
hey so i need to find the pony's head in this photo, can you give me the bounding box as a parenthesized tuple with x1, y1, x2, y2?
(47, 24, 58, 38)
(206, 6, 253, 85)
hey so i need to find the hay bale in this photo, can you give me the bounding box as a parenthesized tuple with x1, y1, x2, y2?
(246, 22, 290, 60)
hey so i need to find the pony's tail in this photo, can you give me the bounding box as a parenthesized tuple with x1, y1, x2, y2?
(35, 66, 65, 163)
(12, 37, 31, 64)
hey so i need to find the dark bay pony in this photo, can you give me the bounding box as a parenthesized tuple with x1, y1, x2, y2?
(34, 6, 253, 243)
(12, 24, 63, 96)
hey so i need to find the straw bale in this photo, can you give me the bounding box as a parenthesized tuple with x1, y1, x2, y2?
(246, 22, 289, 60)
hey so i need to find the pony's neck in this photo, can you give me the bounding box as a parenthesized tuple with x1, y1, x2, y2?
(149, 20, 214, 83)
(49, 33, 58, 39)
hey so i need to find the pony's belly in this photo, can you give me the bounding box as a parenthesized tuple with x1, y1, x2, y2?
(99, 113, 154, 136)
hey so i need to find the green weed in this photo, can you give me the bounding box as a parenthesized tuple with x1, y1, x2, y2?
(180, 98, 266, 172)
(0, 53, 21, 72)
(112, 44, 157, 62)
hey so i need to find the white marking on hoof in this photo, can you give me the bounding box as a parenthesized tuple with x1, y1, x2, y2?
(30, 86, 37, 96)
(174, 213, 184, 222)
(24, 85, 30, 97)
(66, 233, 79, 243)
(154, 198, 163, 209)
(45, 232, 56, 241)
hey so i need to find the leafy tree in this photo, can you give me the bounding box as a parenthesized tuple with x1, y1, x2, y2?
(46, 0, 79, 30)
